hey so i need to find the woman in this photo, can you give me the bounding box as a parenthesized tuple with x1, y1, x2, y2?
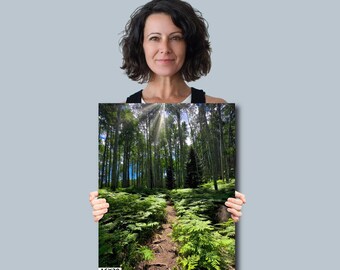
(90, 0, 246, 222)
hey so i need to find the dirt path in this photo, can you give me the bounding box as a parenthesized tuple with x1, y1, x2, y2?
(137, 202, 178, 270)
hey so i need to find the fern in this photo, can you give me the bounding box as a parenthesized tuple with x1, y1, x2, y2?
(98, 188, 167, 268)
(170, 185, 236, 270)
(138, 246, 154, 261)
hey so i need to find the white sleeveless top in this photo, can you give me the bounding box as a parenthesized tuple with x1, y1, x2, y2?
(141, 94, 192, 104)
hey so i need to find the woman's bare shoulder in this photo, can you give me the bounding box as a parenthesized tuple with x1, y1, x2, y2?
(205, 95, 227, 104)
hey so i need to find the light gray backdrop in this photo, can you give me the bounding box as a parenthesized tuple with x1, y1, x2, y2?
(1, 0, 339, 269)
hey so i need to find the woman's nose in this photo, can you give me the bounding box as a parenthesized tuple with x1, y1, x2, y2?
(160, 39, 171, 54)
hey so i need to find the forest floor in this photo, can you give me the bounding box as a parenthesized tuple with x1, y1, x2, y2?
(137, 201, 178, 270)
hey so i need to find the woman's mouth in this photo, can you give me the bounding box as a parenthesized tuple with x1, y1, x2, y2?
(156, 59, 175, 63)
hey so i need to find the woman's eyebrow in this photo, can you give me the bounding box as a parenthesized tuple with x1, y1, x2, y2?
(147, 32, 161, 37)
(147, 31, 183, 37)
(169, 31, 183, 35)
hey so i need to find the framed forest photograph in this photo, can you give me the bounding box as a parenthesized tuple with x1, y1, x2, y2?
(98, 103, 237, 270)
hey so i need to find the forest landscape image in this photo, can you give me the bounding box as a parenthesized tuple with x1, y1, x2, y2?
(98, 103, 237, 270)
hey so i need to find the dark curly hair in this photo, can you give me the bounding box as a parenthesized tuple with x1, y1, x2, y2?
(120, 0, 212, 83)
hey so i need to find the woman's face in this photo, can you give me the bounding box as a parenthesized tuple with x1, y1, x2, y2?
(143, 13, 186, 79)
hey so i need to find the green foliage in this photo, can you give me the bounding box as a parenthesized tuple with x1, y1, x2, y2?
(170, 184, 234, 221)
(117, 186, 169, 197)
(98, 188, 166, 268)
(200, 179, 235, 192)
(216, 218, 236, 238)
(215, 219, 236, 265)
(99, 179, 236, 269)
(180, 255, 200, 270)
(170, 184, 236, 269)
(172, 213, 235, 270)
(138, 246, 154, 261)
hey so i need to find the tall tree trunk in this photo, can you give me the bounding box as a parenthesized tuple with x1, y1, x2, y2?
(218, 104, 225, 181)
(147, 115, 154, 189)
(99, 128, 109, 188)
(122, 140, 129, 188)
(185, 109, 196, 147)
(111, 106, 121, 190)
(200, 106, 218, 190)
(107, 136, 113, 187)
(176, 110, 184, 187)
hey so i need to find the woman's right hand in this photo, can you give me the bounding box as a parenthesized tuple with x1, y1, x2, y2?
(89, 191, 109, 222)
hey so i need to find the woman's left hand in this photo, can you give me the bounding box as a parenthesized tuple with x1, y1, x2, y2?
(225, 191, 246, 222)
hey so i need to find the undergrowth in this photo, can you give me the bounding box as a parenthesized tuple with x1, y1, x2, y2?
(98, 180, 236, 270)
(170, 180, 236, 270)
(98, 188, 166, 269)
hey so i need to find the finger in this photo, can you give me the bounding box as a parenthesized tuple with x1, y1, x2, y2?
(94, 214, 104, 222)
(90, 198, 107, 207)
(93, 208, 108, 217)
(93, 202, 109, 211)
(231, 214, 239, 222)
(89, 191, 99, 202)
(227, 207, 242, 217)
(225, 201, 242, 211)
(227, 197, 243, 205)
(93, 198, 107, 204)
(235, 191, 246, 204)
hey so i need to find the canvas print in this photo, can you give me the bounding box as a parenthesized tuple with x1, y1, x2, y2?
(98, 103, 237, 270)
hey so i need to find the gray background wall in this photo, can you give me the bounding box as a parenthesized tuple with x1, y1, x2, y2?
(1, 0, 339, 269)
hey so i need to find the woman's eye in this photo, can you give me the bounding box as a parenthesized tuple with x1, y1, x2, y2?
(171, 36, 183, 41)
(149, 36, 159, 41)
